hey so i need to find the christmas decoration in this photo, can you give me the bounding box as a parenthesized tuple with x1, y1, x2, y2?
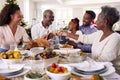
(5, 0, 17, 5)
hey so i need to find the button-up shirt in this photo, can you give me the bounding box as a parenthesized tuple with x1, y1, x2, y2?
(0, 25, 29, 50)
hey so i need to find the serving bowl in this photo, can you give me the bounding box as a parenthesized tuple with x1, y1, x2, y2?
(0, 50, 23, 64)
(37, 50, 59, 68)
(24, 72, 44, 80)
(46, 64, 72, 80)
(2, 58, 23, 64)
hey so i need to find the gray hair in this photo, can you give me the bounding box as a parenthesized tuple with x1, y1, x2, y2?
(43, 9, 53, 16)
(101, 6, 120, 26)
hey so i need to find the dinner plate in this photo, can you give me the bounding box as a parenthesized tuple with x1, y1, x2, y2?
(72, 65, 115, 77)
(74, 62, 105, 72)
(0, 64, 25, 76)
(74, 66, 108, 75)
(7, 67, 30, 78)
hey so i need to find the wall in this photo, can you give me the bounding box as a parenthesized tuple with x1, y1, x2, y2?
(72, 8, 84, 25)
(1, 1, 120, 29)
(29, 0, 35, 25)
(23, 0, 36, 26)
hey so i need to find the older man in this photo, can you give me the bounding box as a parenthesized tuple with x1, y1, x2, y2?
(31, 9, 54, 39)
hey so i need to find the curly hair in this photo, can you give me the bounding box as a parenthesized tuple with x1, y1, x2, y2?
(71, 18, 80, 30)
(101, 6, 120, 27)
(0, 4, 20, 26)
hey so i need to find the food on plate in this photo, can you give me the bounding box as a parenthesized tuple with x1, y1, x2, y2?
(0, 52, 7, 59)
(60, 44, 72, 48)
(34, 38, 49, 47)
(24, 48, 58, 60)
(37, 47, 58, 59)
(26, 72, 44, 79)
(70, 75, 83, 80)
(89, 74, 104, 80)
(0, 50, 22, 59)
(79, 52, 87, 57)
(39, 51, 58, 59)
(28, 38, 49, 48)
(48, 63, 68, 74)
(24, 56, 35, 60)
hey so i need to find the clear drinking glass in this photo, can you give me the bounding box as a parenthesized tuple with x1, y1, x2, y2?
(10, 44, 17, 50)
(29, 59, 44, 73)
(59, 28, 64, 42)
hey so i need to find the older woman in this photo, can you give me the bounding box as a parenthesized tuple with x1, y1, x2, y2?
(0, 4, 30, 50)
(58, 6, 120, 74)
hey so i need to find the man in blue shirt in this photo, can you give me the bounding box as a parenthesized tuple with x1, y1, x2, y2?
(68, 10, 97, 52)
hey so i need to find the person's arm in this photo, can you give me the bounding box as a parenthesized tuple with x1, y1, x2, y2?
(58, 30, 100, 44)
(77, 43, 92, 52)
(66, 40, 77, 48)
(57, 30, 79, 40)
(67, 32, 79, 40)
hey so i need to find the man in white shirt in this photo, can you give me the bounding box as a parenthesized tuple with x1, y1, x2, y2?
(31, 9, 54, 39)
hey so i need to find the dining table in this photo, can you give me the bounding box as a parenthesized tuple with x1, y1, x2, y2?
(0, 50, 120, 80)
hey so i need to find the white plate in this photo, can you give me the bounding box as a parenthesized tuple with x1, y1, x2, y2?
(7, 67, 30, 78)
(53, 49, 81, 54)
(75, 62, 105, 72)
(72, 65, 115, 77)
(0, 64, 24, 73)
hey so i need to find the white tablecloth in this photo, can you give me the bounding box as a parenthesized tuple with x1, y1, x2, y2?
(0, 57, 120, 80)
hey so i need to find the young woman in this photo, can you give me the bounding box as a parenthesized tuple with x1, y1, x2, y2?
(0, 4, 30, 51)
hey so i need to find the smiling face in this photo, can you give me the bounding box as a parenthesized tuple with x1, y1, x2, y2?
(68, 21, 77, 31)
(82, 13, 93, 26)
(44, 12, 54, 26)
(10, 10, 23, 25)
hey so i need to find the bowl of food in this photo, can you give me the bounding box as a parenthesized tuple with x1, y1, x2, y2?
(0, 50, 23, 64)
(89, 74, 104, 80)
(24, 72, 44, 80)
(38, 51, 59, 68)
(46, 63, 72, 80)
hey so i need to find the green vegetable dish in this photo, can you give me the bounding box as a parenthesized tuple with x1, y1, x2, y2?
(26, 72, 44, 79)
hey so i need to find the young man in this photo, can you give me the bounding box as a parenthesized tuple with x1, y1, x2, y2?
(67, 10, 97, 52)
